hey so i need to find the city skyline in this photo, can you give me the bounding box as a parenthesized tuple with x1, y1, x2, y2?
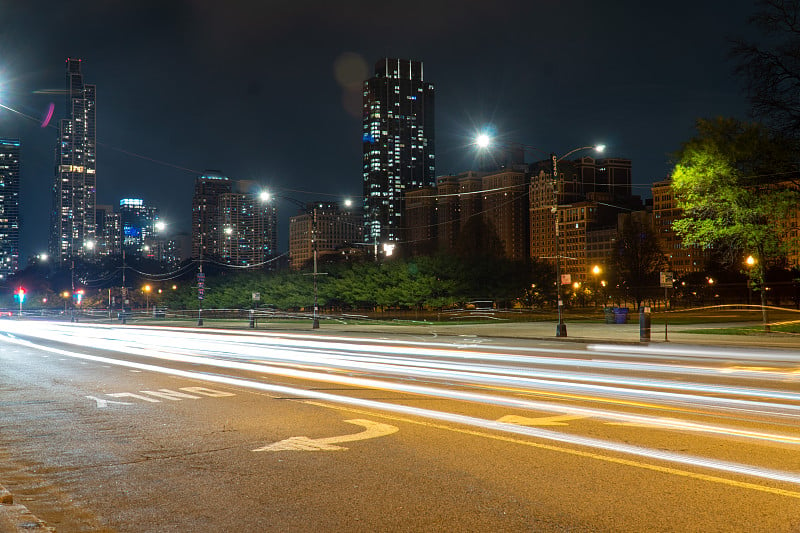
(0, 1, 757, 264)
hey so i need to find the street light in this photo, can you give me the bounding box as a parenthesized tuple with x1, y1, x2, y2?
(261, 190, 321, 328)
(744, 254, 769, 331)
(592, 265, 602, 308)
(475, 134, 605, 337)
(143, 284, 152, 311)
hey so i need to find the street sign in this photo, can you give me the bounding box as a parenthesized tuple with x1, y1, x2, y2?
(561, 273, 571, 285)
(252, 292, 261, 301)
(660, 271, 674, 288)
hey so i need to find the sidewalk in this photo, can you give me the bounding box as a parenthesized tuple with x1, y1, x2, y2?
(236, 318, 800, 351)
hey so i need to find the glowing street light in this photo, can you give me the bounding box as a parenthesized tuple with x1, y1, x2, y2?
(475, 133, 605, 337)
(143, 284, 152, 310)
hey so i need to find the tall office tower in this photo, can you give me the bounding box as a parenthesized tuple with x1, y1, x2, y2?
(50, 58, 97, 265)
(119, 198, 159, 255)
(191, 172, 232, 260)
(289, 202, 363, 270)
(0, 138, 20, 280)
(362, 58, 435, 246)
(218, 192, 278, 266)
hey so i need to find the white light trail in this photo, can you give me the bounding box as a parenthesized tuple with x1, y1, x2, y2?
(3, 332, 800, 488)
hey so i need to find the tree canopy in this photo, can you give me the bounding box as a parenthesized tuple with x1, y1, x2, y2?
(671, 118, 799, 275)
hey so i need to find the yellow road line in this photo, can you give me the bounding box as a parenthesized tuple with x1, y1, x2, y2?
(303, 400, 800, 500)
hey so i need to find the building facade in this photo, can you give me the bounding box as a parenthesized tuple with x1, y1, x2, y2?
(218, 192, 278, 267)
(0, 138, 20, 280)
(191, 172, 232, 260)
(289, 202, 363, 270)
(50, 58, 97, 264)
(362, 58, 435, 245)
(651, 179, 708, 275)
(119, 198, 159, 255)
(95, 204, 121, 257)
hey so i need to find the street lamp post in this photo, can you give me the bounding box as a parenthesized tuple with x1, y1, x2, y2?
(476, 134, 604, 337)
(262, 191, 332, 329)
(551, 145, 605, 337)
(592, 265, 602, 308)
(745, 255, 769, 332)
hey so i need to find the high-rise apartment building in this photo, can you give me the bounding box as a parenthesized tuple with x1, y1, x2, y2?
(0, 138, 20, 280)
(362, 58, 435, 245)
(95, 204, 121, 257)
(218, 192, 278, 267)
(50, 58, 97, 264)
(191, 172, 232, 259)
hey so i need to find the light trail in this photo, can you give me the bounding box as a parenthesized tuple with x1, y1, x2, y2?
(3, 331, 800, 492)
(8, 322, 800, 421)
(3, 322, 800, 445)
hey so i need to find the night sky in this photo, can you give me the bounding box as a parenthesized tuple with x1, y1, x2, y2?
(0, 1, 757, 263)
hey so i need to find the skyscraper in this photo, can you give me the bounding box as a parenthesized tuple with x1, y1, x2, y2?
(191, 172, 232, 260)
(0, 138, 20, 280)
(362, 58, 435, 246)
(218, 192, 278, 267)
(50, 58, 97, 265)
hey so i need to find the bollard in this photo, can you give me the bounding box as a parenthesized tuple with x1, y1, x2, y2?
(639, 306, 651, 342)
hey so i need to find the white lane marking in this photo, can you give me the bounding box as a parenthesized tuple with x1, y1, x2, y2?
(140, 389, 200, 401)
(108, 392, 161, 403)
(253, 419, 399, 452)
(498, 414, 585, 426)
(88, 387, 236, 408)
(86, 396, 133, 408)
(6, 334, 800, 486)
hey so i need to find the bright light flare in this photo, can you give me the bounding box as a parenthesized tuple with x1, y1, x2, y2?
(475, 133, 491, 149)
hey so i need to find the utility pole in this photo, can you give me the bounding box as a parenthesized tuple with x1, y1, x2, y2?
(197, 232, 204, 326)
(312, 207, 319, 329)
(552, 153, 566, 337)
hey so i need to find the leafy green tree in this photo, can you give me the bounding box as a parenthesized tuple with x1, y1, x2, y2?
(671, 117, 800, 329)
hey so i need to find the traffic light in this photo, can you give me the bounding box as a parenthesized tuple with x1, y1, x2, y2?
(14, 287, 25, 303)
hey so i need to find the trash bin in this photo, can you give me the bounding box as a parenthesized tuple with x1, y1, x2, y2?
(613, 307, 629, 324)
(603, 307, 615, 324)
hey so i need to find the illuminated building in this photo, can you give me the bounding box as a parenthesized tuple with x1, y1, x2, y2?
(218, 192, 277, 267)
(191, 172, 232, 260)
(0, 138, 20, 279)
(95, 204, 121, 257)
(362, 58, 435, 245)
(289, 202, 362, 270)
(50, 58, 97, 264)
(119, 198, 159, 255)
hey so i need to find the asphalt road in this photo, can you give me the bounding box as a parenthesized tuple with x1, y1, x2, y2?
(1, 321, 800, 532)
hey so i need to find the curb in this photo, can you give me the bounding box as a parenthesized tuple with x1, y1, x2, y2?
(0, 484, 54, 532)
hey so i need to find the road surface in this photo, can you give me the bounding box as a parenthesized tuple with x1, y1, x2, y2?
(1, 320, 799, 531)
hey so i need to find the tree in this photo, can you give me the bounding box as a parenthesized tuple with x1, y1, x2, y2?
(732, 0, 800, 144)
(671, 117, 800, 330)
(607, 212, 666, 308)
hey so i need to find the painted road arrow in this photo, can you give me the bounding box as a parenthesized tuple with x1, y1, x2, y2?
(498, 414, 585, 426)
(252, 419, 399, 452)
